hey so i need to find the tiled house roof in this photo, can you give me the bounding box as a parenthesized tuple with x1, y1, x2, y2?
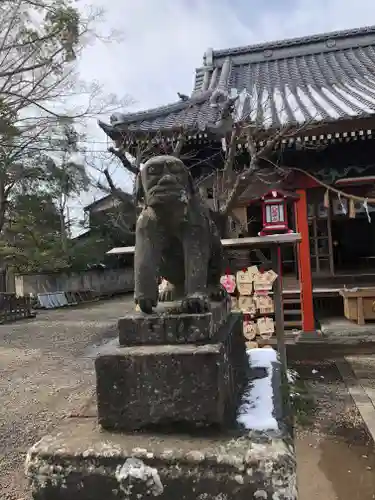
(99, 25, 375, 139)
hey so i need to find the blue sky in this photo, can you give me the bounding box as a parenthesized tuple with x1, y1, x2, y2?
(74, 0, 375, 218)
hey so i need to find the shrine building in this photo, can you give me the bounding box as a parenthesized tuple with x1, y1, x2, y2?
(100, 25, 375, 337)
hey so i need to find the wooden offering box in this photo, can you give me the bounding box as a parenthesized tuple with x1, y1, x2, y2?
(339, 288, 375, 325)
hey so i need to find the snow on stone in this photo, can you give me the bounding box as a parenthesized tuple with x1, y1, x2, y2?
(116, 457, 163, 496)
(237, 347, 279, 431)
(287, 368, 298, 384)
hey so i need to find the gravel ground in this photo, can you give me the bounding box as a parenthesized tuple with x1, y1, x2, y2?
(3, 302, 375, 499)
(0, 295, 135, 500)
(293, 360, 375, 500)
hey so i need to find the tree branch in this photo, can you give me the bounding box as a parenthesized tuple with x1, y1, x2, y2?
(108, 146, 139, 175)
(102, 168, 134, 206)
(0, 57, 55, 78)
(223, 126, 239, 174)
(220, 124, 295, 216)
(257, 124, 293, 158)
(172, 134, 185, 157)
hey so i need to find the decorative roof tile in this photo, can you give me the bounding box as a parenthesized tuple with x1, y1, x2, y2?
(99, 25, 375, 139)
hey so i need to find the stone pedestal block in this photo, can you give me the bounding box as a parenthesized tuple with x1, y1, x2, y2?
(96, 313, 246, 431)
(118, 299, 230, 346)
(26, 418, 297, 500)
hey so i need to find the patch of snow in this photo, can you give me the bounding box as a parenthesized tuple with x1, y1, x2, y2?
(115, 457, 163, 496)
(287, 368, 300, 399)
(254, 490, 268, 499)
(237, 348, 279, 431)
(287, 369, 298, 384)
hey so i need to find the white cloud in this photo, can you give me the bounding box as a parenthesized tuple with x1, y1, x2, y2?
(79, 0, 254, 110)
(80, 0, 375, 111)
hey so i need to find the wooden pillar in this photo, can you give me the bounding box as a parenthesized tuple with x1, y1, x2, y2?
(271, 244, 293, 433)
(271, 244, 287, 374)
(295, 189, 315, 332)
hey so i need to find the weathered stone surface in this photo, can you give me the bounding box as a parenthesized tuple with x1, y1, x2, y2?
(96, 313, 246, 431)
(134, 155, 224, 315)
(118, 299, 230, 346)
(26, 418, 297, 500)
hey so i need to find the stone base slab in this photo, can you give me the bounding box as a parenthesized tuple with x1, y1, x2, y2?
(26, 417, 297, 500)
(96, 314, 247, 431)
(118, 299, 230, 346)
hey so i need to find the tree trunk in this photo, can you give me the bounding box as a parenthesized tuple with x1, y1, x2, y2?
(0, 180, 8, 235)
(59, 206, 67, 254)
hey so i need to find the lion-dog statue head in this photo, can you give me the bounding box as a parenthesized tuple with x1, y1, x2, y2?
(135, 155, 196, 217)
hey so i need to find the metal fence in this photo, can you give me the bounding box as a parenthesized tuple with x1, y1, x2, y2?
(0, 293, 35, 323)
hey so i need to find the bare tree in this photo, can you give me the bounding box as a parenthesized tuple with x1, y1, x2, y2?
(0, 0, 128, 234)
(97, 88, 318, 237)
(85, 129, 185, 239)
(206, 88, 317, 217)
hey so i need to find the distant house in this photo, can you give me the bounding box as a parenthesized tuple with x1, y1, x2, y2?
(82, 192, 136, 247)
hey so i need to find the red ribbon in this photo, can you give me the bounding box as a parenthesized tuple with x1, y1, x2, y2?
(225, 267, 231, 276)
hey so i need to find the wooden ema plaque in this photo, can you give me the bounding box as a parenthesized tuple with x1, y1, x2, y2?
(237, 281, 253, 295)
(221, 264, 278, 347)
(238, 296, 256, 315)
(236, 269, 250, 284)
(236, 269, 253, 296)
(231, 296, 239, 311)
(243, 319, 257, 341)
(253, 269, 277, 292)
(220, 274, 236, 294)
(257, 317, 275, 340)
(254, 294, 274, 315)
(247, 266, 259, 282)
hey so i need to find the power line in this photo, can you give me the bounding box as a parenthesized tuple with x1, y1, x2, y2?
(0, 145, 114, 153)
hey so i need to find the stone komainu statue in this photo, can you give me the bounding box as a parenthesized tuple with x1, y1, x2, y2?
(134, 155, 224, 314)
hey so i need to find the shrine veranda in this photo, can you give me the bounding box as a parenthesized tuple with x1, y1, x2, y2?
(101, 26, 375, 336)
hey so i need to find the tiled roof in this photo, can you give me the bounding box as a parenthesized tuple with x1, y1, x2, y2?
(84, 192, 134, 211)
(99, 25, 375, 139)
(98, 90, 220, 140)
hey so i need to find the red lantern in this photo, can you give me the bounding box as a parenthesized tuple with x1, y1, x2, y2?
(259, 190, 293, 236)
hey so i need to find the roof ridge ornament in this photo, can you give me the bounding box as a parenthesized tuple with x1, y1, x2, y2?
(110, 112, 127, 125)
(203, 48, 213, 66)
(326, 39, 336, 48)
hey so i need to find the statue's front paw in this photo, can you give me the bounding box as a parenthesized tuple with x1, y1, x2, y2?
(137, 298, 154, 314)
(181, 293, 210, 314)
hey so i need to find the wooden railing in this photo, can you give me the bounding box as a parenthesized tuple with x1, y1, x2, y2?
(0, 293, 35, 323)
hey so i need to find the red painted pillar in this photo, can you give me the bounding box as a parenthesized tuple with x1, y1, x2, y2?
(295, 189, 315, 332)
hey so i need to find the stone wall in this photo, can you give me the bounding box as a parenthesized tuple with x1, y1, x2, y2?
(14, 268, 134, 297)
